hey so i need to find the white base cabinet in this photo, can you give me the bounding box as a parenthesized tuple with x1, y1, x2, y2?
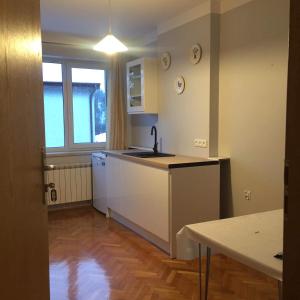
(106, 156, 220, 257)
(106, 156, 169, 242)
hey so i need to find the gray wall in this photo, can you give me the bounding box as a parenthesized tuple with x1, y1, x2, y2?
(129, 0, 290, 217)
(44, 0, 290, 218)
(130, 114, 158, 148)
(45, 155, 91, 165)
(157, 15, 219, 157)
(218, 0, 289, 216)
(130, 15, 220, 157)
(128, 43, 159, 149)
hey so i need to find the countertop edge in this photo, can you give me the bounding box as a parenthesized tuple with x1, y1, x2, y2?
(101, 150, 220, 170)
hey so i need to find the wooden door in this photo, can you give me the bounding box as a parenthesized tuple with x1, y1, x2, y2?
(283, 0, 300, 299)
(0, 0, 50, 299)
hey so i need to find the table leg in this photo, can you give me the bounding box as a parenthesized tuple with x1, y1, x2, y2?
(198, 244, 202, 300)
(278, 280, 282, 300)
(205, 247, 211, 300)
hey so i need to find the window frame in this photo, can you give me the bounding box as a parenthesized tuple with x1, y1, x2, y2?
(43, 58, 109, 153)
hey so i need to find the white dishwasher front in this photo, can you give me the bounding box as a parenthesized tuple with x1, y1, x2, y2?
(92, 153, 107, 214)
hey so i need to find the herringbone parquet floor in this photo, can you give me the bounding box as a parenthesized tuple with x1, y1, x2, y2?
(48, 206, 278, 300)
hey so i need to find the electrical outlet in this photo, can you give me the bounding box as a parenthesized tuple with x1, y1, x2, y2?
(244, 190, 251, 201)
(193, 138, 208, 148)
(193, 139, 200, 147)
(200, 139, 208, 148)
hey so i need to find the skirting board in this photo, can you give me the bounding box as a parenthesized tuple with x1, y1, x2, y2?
(110, 210, 170, 254)
(48, 200, 92, 211)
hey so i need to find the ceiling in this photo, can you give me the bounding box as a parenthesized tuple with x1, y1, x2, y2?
(40, 0, 205, 43)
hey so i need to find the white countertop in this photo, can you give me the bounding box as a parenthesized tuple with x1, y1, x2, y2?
(177, 209, 283, 281)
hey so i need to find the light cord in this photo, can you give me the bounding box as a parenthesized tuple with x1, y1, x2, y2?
(108, 0, 112, 34)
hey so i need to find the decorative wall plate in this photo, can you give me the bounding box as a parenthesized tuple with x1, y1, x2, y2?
(190, 43, 202, 65)
(174, 76, 185, 95)
(160, 52, 171, 70)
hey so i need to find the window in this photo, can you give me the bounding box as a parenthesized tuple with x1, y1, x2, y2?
(71, 68, 106, 144)
(43, 63, 65, 148)
(42, 61, 107, 151)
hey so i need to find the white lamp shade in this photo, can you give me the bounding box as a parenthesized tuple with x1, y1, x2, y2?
(93, 34, 128, 55)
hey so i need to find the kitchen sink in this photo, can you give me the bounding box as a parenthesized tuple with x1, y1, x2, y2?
(122, 151, 175, 158)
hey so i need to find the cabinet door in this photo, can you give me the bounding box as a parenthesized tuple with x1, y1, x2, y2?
(106, 156, 125, 214)
(106, 156, 169, 242)
(122, 159, 169, 241)
(92, 156, 107, 214)
(127, 59, 144, 113)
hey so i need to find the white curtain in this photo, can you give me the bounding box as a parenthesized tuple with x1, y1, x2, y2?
(106, 55, 127, 150)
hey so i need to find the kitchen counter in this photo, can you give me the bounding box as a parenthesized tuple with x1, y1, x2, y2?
(102, 150, 219, 170)
(103, 149, 220, 256)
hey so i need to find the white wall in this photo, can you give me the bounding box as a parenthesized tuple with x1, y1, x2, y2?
(218, 0, 289, 216)
(42, 31, 109, 62)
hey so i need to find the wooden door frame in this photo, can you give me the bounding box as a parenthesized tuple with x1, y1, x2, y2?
(283, 0, 300, 298)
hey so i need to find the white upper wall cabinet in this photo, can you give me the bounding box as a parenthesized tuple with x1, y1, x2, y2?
(126, 58, 158, 114)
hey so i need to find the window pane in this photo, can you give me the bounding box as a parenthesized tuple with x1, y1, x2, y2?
(42, 63, 65, 148)
(71, 68, 106, 144)
(128, 64, 142, 108)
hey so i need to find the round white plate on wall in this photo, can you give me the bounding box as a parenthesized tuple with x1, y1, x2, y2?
(174, 76, 185, 95)
(160, 52, 171, 70)
(190, 43, 202, 64)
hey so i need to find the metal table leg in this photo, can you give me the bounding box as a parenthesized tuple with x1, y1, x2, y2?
(198, 244, 202, 300)
(205, 247, 211, 300)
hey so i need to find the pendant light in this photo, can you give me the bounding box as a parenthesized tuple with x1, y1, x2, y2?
(93, 0, 128, 55)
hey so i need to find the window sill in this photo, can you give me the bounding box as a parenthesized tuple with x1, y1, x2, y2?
(46, 149, 105, 157)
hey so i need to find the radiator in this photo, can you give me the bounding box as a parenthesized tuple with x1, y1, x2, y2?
(44, 163, 92, 206)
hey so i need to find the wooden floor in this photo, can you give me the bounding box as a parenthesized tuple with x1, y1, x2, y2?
(49, 206, 278, 300)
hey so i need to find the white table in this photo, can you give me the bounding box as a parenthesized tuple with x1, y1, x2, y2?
(176, 209, 283, 300)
